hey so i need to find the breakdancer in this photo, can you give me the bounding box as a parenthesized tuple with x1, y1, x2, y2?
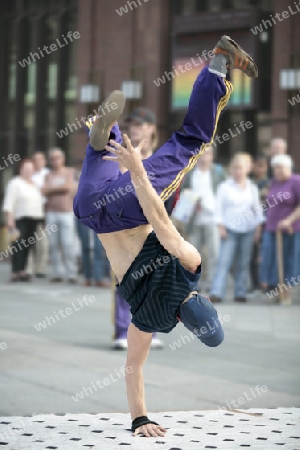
(74, 36, 258, 437)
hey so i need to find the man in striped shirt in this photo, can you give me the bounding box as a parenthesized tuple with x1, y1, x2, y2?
(74, 36, 258, 438)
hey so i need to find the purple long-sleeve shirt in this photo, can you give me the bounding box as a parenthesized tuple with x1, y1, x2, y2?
(265, 174, 300, 232)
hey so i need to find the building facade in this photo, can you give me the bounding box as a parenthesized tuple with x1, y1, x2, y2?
(0, 0, 299, 228)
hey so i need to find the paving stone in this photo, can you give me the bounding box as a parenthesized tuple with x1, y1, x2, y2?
(0, 408, 299, 450)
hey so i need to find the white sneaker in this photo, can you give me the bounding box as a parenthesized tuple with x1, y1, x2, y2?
(89, 90, 126, 150)
(114, 338, 128, 350)
(151, 338, 164, 349)
(247, 289, 262, 300)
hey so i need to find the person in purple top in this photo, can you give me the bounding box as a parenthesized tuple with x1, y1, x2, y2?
(260, 154, 300, 305)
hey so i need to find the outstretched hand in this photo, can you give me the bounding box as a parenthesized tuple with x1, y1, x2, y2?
(104, 134, 145, 174)
(133, 423, 167, 438)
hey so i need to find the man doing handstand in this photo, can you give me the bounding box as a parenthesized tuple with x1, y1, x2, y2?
(74, 36, 258, 438)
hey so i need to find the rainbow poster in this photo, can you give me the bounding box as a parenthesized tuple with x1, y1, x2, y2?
(171, 58, 206, 109)
(172, 57, 253, 109)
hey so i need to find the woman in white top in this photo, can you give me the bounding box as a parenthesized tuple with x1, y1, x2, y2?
(210, 153, 264, 302)
(3, 159, 43, 281)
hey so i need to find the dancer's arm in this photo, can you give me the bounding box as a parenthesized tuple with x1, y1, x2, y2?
(126, 323, 167, 438)
(104, 136, 201, 273)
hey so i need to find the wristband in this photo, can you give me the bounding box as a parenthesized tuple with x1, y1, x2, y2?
(131, 415, 158, 432)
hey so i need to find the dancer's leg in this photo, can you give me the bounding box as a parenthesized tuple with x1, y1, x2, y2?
(74, 124, 123, 216)
(148, 69, 232, 202)
(109, 35, 257, 210)
(110, 67, 232, 205)
(75, 37, 257, 234)
(78, 67, 232, 233)
(74, 90, 125, 222)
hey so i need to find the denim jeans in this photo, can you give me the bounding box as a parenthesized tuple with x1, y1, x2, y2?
(189, 223, 219, 289)
(210, 229, 255, 299)
(260, 230, 300, 287)
(46, 212, 77, 279)
(76, 219, 109, 281)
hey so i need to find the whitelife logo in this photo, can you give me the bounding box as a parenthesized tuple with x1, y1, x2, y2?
(250, 2, 300, 35)
(116, 0, 150, 16)
(0, 153, 21, 171)
(56, 101, 118, 139)
(18, 31, 81, 68)
(288, 90, 300, 106)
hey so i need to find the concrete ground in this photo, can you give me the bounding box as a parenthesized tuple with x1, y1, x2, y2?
(1, 259, 300, 425)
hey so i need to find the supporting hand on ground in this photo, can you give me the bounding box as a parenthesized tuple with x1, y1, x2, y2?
(133, 423, 167, 438)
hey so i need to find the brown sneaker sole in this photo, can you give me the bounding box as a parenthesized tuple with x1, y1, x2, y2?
(214, 35, 258, 78)
(89, 90, 126, 150)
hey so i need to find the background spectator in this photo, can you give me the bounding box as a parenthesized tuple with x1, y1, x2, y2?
(2, 159, 43, 282)
(251, 155, 270, 203)
(268, 138, 288, 178)
(125, 107, 158, 157)
(260, 154, 300, 305)
(42, 148, 77, 283)
(26, 151, 50, 278)
(181, 146, 226, 293)
(77, 222, 110, 287)
(210, 153, 264, 303)
(249, 154, 269, 296)
(270, 138, 287, 157)
(113, 107, 163, 350)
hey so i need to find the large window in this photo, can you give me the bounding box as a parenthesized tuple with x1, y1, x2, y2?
(3, 0, 78, 160)
(172, 0, 273, 15)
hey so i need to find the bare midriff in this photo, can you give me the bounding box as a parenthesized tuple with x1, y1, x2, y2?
(98, 224, 153, 283)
